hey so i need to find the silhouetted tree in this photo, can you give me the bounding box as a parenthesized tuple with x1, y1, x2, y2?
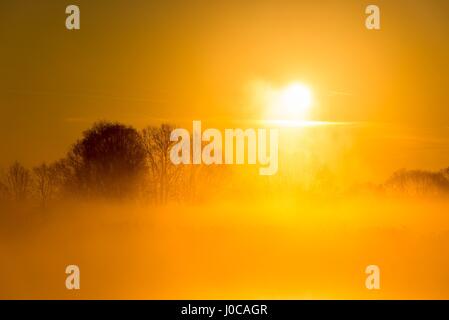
(384, 169, 449, 196)
(441, 167, 449, 181)
(142, 124, 181, 204)
(3, 162, 31, 201)
(32, 162, 61, 207)
(66, 122, 147, 199)
(0, 177, 8, 201)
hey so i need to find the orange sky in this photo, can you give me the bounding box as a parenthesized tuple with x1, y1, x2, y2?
(1, 0, 449, 179)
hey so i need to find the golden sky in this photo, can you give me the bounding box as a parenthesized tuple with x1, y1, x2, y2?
(2, 1, 449, 300)
(1, 0, 449, 178)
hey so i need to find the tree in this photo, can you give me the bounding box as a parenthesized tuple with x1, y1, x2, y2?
(3, 162, 31, 201)
(66, 122, 147, 198)
(142, 124, 181, 204)
(32, 162, 61, 207)
(441, 167, 449, 181)
(384, 169, 449, 196)
(0, 177, 8, 201)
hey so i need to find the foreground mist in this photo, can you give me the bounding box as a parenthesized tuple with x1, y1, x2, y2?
(1, 121, 449, 299)
(1, 194, 449, 299)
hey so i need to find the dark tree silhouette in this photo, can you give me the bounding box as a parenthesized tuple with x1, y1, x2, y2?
(142, 124, 181, 204)
(2, 161, 31, 201)
(441, 167, 449, 181)
(384, 169, 449, 196)
(32, 162, 62, 207)
(66, 122, 147, 198)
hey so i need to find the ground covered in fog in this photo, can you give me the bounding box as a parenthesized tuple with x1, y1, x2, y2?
(1, 195, 449, 299)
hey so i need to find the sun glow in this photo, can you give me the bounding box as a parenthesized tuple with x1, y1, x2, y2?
(263, 82, 313, 121)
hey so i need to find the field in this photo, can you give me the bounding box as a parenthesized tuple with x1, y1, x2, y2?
(2, 195, 449, 299)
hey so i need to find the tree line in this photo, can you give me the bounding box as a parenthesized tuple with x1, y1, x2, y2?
(384, 168, 449, 196)
(0, 121, 228, 207)
(1, 120, 449, 207)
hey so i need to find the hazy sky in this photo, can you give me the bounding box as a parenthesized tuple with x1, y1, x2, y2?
(1, 0, 449, 172)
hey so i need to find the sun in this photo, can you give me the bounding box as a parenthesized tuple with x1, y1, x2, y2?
(264, 82, 313, 121)
(279, 83, 312, 114)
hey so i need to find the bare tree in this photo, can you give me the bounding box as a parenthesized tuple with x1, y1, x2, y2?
(32, 162, 60, 207)
(4, 162, 31, 201)
(142, 124, 181, 204)
(441, 167, 449, 182)
(0, 174, 8, 201)
(385, 169, 449, 196)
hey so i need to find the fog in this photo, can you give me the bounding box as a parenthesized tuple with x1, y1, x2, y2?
(2, 194, 449, 299)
